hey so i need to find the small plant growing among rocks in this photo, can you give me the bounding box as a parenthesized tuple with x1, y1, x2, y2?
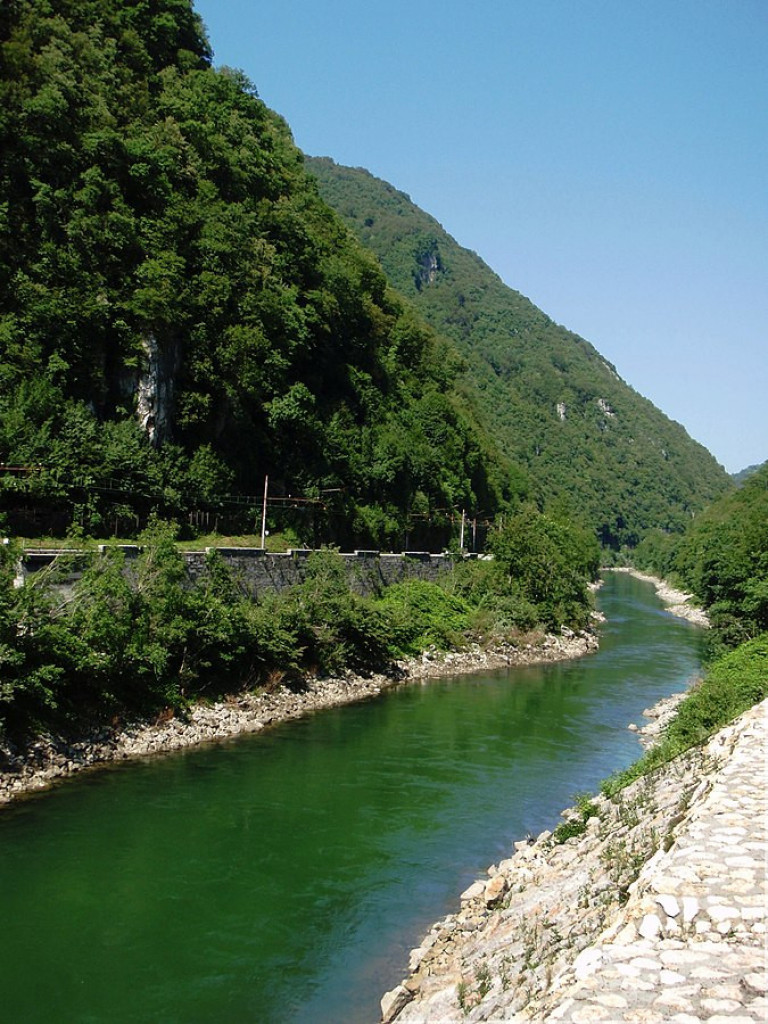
(499, 956, 512, 991)
(475, 962, 492, 998)
(457, 979, 469, 1015)
(553, 792, 600, 843)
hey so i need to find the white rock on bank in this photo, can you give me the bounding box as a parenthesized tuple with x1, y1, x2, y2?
(381, 985, 412, 1022)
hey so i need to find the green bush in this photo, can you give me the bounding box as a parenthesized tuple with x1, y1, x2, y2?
(373, 579, 473, 656)
(553, 793, 600, 843)
(488, 506, 599, 629)
(0, 534, 600, 740)
(443, 558, 540, 635)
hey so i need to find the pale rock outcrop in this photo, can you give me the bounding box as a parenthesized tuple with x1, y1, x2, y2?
(136, 333, 177, 445)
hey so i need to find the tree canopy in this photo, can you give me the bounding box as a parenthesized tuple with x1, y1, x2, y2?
(0, 0, 514, 547)
(637, 462, 768, 650)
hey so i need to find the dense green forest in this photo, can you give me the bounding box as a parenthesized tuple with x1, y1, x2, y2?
(0, 1, 762, 754)
(306, 158, 732, 549)
(731, 461, 765, 485)
(0, 0, 517, 549)
(636, 462, 768, 653)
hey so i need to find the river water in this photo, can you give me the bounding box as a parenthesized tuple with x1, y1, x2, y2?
(0, 572, 705, 1024)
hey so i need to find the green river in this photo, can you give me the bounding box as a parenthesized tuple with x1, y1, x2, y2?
(0, 572, 706, 1023)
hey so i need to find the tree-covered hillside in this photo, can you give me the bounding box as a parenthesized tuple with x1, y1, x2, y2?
(0, 0, 732, 554)
(306, 158, 732, 548)
(732, 462, 765, 485)
(638, 461, 768, 651)
(607, 462, 767, 794)
(0, 0, 514, 547)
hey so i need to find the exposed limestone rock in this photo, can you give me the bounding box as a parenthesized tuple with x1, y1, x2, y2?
(135, 333, 178, 446)
(636, 692, 689, 749)
(381, 985, 413, 1022)
(596, 398, 615, 418)
(416, 249, 441, 287)
(462, 881, 486, 903)
(484, 875, 507, 906)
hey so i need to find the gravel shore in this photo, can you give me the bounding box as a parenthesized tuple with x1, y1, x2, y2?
(0, 626, 599, 808)
(609, 567, 711, 627)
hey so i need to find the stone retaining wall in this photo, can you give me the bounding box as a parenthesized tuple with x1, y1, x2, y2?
(19, 547, 458, 598)
(186, 548, 456, 597)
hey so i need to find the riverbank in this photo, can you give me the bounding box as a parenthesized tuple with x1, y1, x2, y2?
(0, 625, 599, 808)
(378, 571, 724, 1021)
(379, 697, 767, 1023)
(615, 565, 709, 747)
(608, 567, 710, 627)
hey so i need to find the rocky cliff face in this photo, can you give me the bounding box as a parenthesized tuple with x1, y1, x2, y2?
(135, 334, 178, 446)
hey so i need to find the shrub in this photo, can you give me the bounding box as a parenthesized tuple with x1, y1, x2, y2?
(373, 578, 472, 656)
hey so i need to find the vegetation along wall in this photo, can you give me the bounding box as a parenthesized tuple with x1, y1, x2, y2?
(20, 546, 457, 598)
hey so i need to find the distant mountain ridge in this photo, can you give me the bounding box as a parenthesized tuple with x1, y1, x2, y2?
(306, 157, 731, 547)
(733, 462, 766, 485)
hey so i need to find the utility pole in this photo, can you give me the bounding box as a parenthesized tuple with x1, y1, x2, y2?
(459, 508, 465, 553)
(260, 475, 268, 549)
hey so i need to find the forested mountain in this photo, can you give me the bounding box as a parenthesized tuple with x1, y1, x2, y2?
(306, 158, 732, 548)
(0, 0, 513, 547)
(0, 0, 731, 553)
(732, 462, 765, 485)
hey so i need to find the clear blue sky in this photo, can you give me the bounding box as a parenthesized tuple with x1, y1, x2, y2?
(193, 0, 767, 474)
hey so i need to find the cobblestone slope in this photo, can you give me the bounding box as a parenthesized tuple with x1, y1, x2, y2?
(381, 700, 767, 1023)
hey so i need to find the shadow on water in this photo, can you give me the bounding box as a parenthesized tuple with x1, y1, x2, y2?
(0, 572, 705, 1024)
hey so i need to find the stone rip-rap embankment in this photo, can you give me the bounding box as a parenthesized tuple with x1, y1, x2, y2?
(380, 698, 767, 1024)
(0, 627, 598, 807)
